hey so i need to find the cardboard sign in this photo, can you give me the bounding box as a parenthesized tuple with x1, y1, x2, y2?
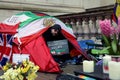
(47, 39, 69, 55)
(12, 54, 29, 64)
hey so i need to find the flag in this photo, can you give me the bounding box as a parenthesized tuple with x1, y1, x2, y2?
(112, 0, 120, 24)
(0, 20, 19, 67)
(0, 34, 13, 66)
(0, 23, 19, 34)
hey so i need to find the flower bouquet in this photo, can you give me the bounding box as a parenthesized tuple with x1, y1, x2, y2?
(99, 17, 120, 73)
(0, 59, 39, 80)
(99, 17, 120, 55)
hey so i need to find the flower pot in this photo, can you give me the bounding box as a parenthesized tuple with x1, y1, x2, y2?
(108, 56, 120, 80)
(111, 55, 120, 62)
(102, 55, 120, 79)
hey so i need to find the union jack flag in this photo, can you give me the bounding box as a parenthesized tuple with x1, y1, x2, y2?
(0, 33, 13, 67)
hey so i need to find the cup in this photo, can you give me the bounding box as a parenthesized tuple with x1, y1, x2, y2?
(102, 55, 111, 73)
(83, 60, 94, 73)
(108, 61, 120, 80)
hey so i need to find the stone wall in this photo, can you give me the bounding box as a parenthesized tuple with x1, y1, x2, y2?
(0, 0, 115, 22)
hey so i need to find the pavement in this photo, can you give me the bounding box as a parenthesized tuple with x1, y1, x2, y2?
(36, 64, 82, 80)
(0, 64, 82, 80)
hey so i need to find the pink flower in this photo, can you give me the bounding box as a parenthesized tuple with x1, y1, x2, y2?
(110, 26, 116, 35)
(99, 17, 120, 55)
(99, 19, 113, 37)
(115, 26, 120, 35)
(118, 17, 120, 26)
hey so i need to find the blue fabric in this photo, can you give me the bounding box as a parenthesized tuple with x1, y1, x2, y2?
(78, 40, 95, 50)
(0, 57, 8, 66)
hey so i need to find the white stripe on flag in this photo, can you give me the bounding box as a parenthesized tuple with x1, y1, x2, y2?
(2, 14, 30, 26)
(15, 17, 75, 39)
(16, 18, 46, 38)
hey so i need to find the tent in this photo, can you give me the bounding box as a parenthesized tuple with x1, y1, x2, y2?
(0, 11, 90, 73)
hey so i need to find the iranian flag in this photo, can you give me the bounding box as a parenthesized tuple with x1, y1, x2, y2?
(2, 11, 74, 45)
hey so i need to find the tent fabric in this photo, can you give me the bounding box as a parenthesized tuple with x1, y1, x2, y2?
(15, 18, 46, 39)
(2, 11, 41, 28)
(16, 12, 41, 28)
(61, 30, 91, 60)
(12, 35, 61, 72)
(14, 16, 75, 39)
(12, 27, 61, 72)
(13, 27, 48, 46)
(0, 11, 90, 73)
(0, 23, 19, 34)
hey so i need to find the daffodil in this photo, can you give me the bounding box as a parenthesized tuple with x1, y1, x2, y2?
(27, 72, 37, 80)
(22, 60, 28, 67)
(21, 66, 30, 74)
(2, 65, 9, 71)
(0, 60, 39, 80)
(33, 66, 39, 72)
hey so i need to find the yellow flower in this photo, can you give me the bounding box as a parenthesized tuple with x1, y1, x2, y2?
(0, 60, 39, 80)
(2, 62, 11, 71)
(17, 67, 21, 73)
(22, 60, 28, 67)
(14, 78, 19, 80)
(27, 72, 37, 80)
(21, 65, 30, 73)
(18, 75, 24, 80)
(33, 66, 39, 72)
(2, 65, 9, 71)
(29, 61, 34, 67)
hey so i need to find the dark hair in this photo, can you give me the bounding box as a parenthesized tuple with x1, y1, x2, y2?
(51, 24, 61, 31)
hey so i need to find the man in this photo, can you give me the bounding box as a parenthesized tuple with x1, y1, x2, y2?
(50, 24, 61, 36)
(43, 24, 70, 67)
(43, 24, 65, 41)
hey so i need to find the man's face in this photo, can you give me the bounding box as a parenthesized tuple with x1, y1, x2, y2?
(51, 29, 58, 36)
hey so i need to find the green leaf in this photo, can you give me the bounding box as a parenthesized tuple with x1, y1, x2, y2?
(102, 34, 110, 46)
(111, 39, 117, 54)
(100, 46, 110, 54)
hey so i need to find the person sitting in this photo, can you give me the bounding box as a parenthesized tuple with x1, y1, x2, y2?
(43, 24, 67, 63)
(43, 24, 65, 42)
(43, 24, 82, 67)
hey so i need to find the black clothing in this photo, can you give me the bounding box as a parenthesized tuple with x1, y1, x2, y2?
(51, 24, 62, 32)
(43, 26, 65, 42)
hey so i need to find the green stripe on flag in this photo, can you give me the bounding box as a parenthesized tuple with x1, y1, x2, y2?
(16, 11, 41, 28)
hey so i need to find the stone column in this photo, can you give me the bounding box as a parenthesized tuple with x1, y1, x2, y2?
(70, 19, 77, 33)
(76, 18, 84, 40)
(82, 17, 90, 39)
(96, 16, 103, 34)
(95, 16, 103, 44)
(89, 17, 97, 41)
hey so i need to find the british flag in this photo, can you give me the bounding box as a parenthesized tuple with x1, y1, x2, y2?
(0, 33, 13, 67)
